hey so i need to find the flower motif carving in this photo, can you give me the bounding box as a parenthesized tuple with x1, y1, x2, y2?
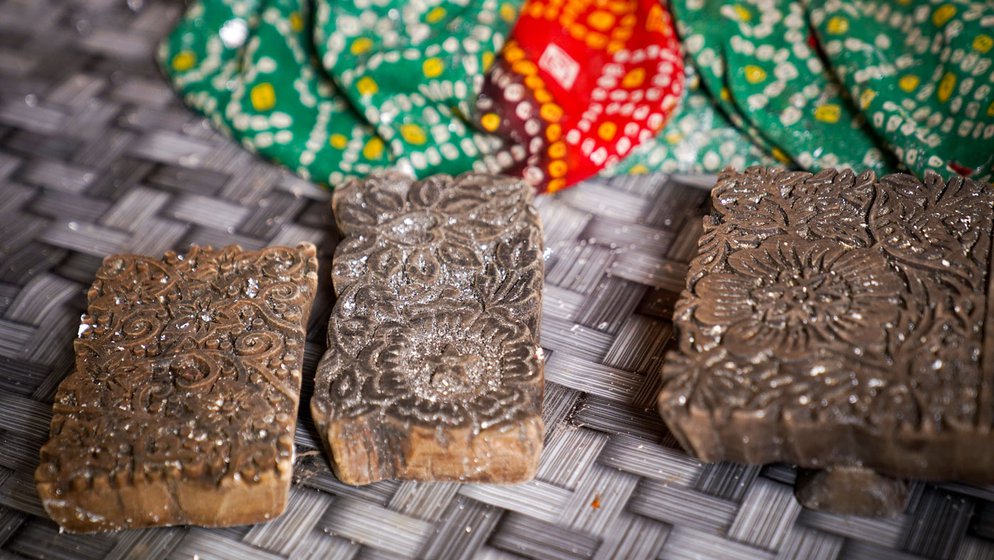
(37, 245, 318, 492)
(663, 168, 994, 431)
(694, 239, 903, 360)
(314, 173, 544, 434)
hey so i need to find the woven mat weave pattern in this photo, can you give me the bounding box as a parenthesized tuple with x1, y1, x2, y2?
(1, 1, 994, 559)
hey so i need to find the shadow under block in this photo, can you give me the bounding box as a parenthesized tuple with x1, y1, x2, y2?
(311, 173, 545, 485)
(659, 168, 994, 514)
(36, 244, 319, 532)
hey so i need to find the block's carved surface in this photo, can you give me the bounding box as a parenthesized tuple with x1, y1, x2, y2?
(312, 173, 545, 485)
(660, 168, 994, 482)
(36, 244, 319, 532)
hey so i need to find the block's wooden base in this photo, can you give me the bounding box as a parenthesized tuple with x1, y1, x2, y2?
(37, 465, 291, 533)
(316, 412, 543, 485)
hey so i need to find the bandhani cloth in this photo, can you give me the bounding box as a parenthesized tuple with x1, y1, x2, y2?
(605, 60, 777, 176)
(809, 0, 994, 182)
(672, 0, 896, 174)
(473, 0, 686, 193)
(159, 0, 520, 185)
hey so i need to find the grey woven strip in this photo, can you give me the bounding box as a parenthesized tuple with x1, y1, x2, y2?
(1, 0, 994, 559)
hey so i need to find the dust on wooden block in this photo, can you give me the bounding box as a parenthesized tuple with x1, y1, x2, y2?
(659, 168, 994, 490)
(311, 173, 545, 485)
(36, 244, 319, 532)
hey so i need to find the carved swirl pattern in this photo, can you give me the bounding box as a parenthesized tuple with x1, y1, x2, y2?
(662, 168, 994, 432)
(314, 173, 544, 431)
(37, 245, 318, 492)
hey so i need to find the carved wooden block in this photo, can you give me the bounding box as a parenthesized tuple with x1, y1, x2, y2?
(311, 173, 545, 485)
(660, 168, 994, 512)
(36, 244, 319, 532)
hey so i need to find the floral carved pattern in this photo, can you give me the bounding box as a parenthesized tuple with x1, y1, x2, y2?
(36, 244, 319, 517)
(661, 168, 994, 463)
(314, 173, 545, 434)
(311, 174, 544, 484)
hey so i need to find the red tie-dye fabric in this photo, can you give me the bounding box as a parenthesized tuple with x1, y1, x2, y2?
(476, 0, 685, 193)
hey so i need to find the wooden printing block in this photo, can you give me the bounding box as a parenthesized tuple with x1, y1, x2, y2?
(36, 244, 319, 532)
(659, 168, 994, 516)
(311, 173, 545, 485)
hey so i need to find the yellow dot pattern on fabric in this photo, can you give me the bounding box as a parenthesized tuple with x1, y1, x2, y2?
(548, 141, 567, 158)
(771, 147, 791, 163)
(363, 137, 384, 159)
(814, 104, 841, 123)
(860, 89, 876, 109)
(512, 60, 537, 76)
(899, 75, 920, 92)
(426, 6, 447, 23)
(975, 35, 993, 53)
(732, 5, 751, 21)
(628, 164, 649, 175)
(932, 4, 956, 26)
(622, 68, 646, 88)
(586, 33, 608, 49)
(289, 12, 304, 32)
(598, 121, 617, 141)
(160, 0, 524, 186)
(587, 10, 615, 31)
(826, 16, 848, 34)
(329, 134, 348, 149)
(250, 83, 276, 111)
(937, 72, 956, 102)
(549, 160, 567, 178)
(504, 42, 525, 61)
(547, 178, 566, 193)
(423, 58, 444, 78)
(744, 65, 766, 84)
(540, 103, 563, 121)
(356, 77, 378, 96)
(550, 0, 640, 55)
(351, 37, 373, 55)
(546, 123, 562, 142)
(675, 0, 896, 176)
(400, 124, 427, 145)
(481, 113, 501, 132)
(500, 3, 516, 22)
(171, 51, 196, 72)
(801, 0, 994, 182)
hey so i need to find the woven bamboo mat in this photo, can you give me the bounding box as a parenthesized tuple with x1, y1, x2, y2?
(1, 0, 994, 558)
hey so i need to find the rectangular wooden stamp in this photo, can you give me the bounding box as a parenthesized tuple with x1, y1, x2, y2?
(36, 244, 319, 532)
(311, 173, 545, 485)
(660, 168, 994, 515)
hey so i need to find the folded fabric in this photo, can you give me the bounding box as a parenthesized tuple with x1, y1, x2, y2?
(605, 61, 777, 176)
(809, 0, 994, 182)
(474, 0, 685, 193)
(314, 0, 521, 177)
(160, 0, 519, 185)
(672, 0, 896, 174)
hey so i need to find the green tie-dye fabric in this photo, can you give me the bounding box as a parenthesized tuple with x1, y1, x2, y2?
(670, 0, 896, 175)
(160, 0, 992, 187)
(160, 0, 519, 185)
(809, 0, 994, 182)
